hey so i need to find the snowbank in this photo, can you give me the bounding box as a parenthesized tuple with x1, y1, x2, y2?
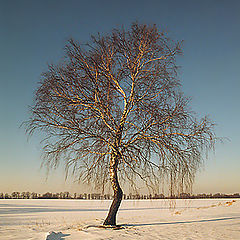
(0, 199, 239, 239)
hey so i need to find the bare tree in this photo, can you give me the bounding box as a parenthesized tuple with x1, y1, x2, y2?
(25, 23, 216, 226)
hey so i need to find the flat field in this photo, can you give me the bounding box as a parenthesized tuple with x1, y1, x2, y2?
(0, 199, 239, 239)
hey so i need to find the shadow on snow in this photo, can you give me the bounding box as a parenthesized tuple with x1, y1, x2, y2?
(123, 216, 240, 227)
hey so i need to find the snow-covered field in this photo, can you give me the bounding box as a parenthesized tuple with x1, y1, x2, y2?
(0, 199, 239, 239)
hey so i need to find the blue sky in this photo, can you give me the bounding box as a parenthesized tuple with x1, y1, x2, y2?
(0, 0, 239, 194)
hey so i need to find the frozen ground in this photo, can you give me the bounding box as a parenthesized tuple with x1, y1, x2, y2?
(0, 199, 239, 239)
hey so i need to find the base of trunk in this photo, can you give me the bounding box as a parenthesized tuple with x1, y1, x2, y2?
(84, 224, 124, 230)
(103, 189, 123, 226)
(99, 225, 124, 230)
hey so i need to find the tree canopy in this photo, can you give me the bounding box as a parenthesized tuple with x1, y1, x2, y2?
(26, 22, 216, 225)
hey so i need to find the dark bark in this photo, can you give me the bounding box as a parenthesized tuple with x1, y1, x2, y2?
(103, 152, 123, 226)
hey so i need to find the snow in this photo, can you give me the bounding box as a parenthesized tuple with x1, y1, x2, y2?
(0, 199, 239, 239)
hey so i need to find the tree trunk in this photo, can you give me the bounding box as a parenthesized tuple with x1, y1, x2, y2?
(103, 153, 123, 226)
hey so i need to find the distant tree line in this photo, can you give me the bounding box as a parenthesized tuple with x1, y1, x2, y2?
(0, 192, 239, 200)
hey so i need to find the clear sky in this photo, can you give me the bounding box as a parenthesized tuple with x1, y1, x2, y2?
(0, 0, 239, 194)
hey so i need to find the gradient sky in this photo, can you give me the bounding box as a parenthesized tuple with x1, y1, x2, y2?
(0, 0, 239, 194)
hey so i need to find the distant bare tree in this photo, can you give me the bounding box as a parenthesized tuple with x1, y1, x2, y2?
(25, 23, 216, 226)
(11, 192, 20, 199)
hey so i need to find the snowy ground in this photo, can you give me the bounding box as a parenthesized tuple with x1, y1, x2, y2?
(0, 199, 239, 239)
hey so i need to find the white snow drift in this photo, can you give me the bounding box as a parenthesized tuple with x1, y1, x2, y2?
(0, 199, 239, 239)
